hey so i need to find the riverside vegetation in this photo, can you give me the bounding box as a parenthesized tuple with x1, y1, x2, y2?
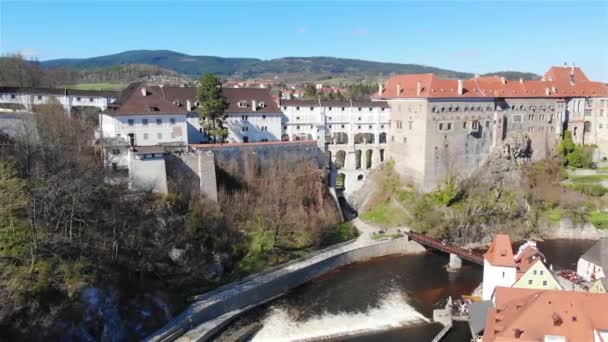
(360, 132, 608, 244)
(0, 103, 352, 340)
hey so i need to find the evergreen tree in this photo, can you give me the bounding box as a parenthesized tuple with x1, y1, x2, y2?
(197, 74, 229, 143)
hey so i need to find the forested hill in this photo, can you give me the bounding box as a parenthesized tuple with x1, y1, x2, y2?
(41, 50, 539, 82)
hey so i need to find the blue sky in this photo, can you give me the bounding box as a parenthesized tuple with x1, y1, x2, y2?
(1, 0, 607, 80)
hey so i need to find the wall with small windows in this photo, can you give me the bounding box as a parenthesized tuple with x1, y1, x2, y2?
(0, 90, 116, 113)
(224, 112, 282, 143)
(512, 261, 562, 290)
(99, 113, 188, 146)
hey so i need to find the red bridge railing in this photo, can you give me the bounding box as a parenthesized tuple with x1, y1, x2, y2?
(406, 231, 484, 265)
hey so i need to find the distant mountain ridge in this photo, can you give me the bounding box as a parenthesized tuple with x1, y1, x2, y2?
(41, 50, 539, 83)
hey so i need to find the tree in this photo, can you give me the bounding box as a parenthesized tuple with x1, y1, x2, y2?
(196, 74, 229, 143)
(303, 83, 317, 98)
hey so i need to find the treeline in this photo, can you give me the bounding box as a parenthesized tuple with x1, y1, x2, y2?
(0, 54, 187, 88)
(294, 82, 377, 101)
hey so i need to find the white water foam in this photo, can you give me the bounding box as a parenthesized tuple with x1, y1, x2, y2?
(251, 291, 429, 342)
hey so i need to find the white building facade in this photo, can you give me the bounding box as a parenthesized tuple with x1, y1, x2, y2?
(0, 86, 118, 113)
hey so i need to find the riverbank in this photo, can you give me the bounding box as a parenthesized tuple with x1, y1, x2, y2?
(147, 221, 425, 342)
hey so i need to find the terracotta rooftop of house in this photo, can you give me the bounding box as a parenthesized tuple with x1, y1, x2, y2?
(374, 66, 608, 99)
(515, 246, 546, 277)
(108, 83, 281, 116)
(280, 99, 388, 108)
(484, 234, 517, 267)
(580, 238, 608, 270)
(483, 287, 608, 342)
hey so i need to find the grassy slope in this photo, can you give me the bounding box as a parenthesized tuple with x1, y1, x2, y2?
(64, 83, 126, 91)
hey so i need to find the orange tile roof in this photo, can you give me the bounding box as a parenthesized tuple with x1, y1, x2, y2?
(484, 234, 517, 267)
(374, 66, 608, 99)
(484, 287, 608, 342)
(515, 246, 546, 278)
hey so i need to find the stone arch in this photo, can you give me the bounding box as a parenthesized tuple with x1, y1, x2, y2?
(336, 173, 346, 190)
(366, 149, 373, 169)
(335, 150, 346, 169)
(281, 134, 290, 141)
(355, 150, 362, 169)
(354, 132, 374, 144)
(333, 132, 348, 144)
(379, 132, 387, 144)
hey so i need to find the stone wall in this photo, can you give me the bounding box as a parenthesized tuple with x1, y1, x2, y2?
(165, 151, 218, 201)
(147, 237, 426, 342)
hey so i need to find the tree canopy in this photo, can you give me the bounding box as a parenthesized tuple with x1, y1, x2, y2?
(196, 73, 229, 143)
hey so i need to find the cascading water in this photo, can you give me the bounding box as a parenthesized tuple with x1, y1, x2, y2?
(251, 290, 428, 342)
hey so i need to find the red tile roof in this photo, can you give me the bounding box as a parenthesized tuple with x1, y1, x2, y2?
(374, 66, 608, 99)
(515, 246, 546, 278)
(484, 234, 517, 267)
(484, 287, 608, 342)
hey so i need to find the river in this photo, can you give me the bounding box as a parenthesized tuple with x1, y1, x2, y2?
(217, 239, 595, 342)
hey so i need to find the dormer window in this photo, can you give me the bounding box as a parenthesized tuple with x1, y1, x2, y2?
(259, 101, 265, 108)
(310, 107, 314, 111)
(238, 100, 248, 108)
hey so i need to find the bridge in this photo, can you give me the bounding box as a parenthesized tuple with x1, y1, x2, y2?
(405, 231, 484, 267)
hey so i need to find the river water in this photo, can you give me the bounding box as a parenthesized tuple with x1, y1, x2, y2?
(219, 239, 595, 342)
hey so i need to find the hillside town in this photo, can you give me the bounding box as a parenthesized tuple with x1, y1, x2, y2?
(2, 1, 608, 342)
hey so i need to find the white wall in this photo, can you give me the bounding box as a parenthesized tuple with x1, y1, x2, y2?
(0, 92, 115, 112)
(128, 151, 168, 194)
(577, 257, 606, 281)
(100, 114, 188, 146)
(225, 112, 282, 143)
(482, 259, 517, 301)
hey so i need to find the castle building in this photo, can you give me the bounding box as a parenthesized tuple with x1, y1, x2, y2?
(374, 66, 608, 191)
(280, 99, 389, 192)
(0, 86, 118, 114)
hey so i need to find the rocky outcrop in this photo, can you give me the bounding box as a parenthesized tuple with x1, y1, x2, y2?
(476, 131, 532, 187)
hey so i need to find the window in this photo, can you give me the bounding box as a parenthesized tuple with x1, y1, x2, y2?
(283, 125, 287, 130)
(380, 124, 384, 129)
(369, 125, 372, 129)
(156, 119, 162, 125)
(408, 121, 413, 130)
(241, 126, 248, 132)
(90, 98, 94, 102)
(310, 107, 314, 111)
(369, 107, 373, 111)
(391, 136, 395, 142)
(259, 101, 265, 108)
(403, 137, 407, 143)
(170, 118, 176, 125)
(502, 272, 505, 278)
(341, 107, 345, 111)
(542, 280, 547, 286)
(296, 106, 300, 110)
(37, 95, 42, 100)
(283, 106, 287, 110)
(142, 119, 148, 125)
(10, 94, 15, 99)
(262, 115, 267, 119)
(486, 120, 490, 128)
(540, 270, 544, 275)
(296, 125, 300, 130)
(128, 119, 134, 126)
(111, 148, 121, 155)
(76, 97, 81, 101)
(472, 120, 479, 130)
(296, 116, 300, 120)
(358, 125, 361, 129)
(463, 122, 468, 129)
(533, 270, 537, 275)
(528, 279, 533, 285)
(157, 132, 162, 139)
(143, 133, 149, 140)
(358, 117, 362, 121)
(329, 107, 332, 111)
(237, 100, 248, 108)
(358, 107, 362, 111)
(341, 125, 345, 129)
(241, 115, 248, 121)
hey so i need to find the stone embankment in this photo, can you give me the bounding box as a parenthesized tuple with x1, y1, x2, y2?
(146, 219, 425, 342)
(540, 219, 608, 239)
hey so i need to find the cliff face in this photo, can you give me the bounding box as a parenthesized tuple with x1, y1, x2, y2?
(475, 131, 532, 188)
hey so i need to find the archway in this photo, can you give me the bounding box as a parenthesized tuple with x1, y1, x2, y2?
(379, 132, 387, 144)
(336, 173, 346, 190)
(335, 150, 346, 169)
(380, 149, 385, 162)
(333, 132, 348, 144)
(355, 150, 362, 169)
(354, 132, 374, 144)
(366, 149, 373, 169)
(281, 134, 290, 141)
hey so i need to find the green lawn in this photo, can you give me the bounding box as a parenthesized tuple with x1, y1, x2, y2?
(543, 207, 565, 225)
(64, 83, 126, 91)
(589, 211, 608, 229)
(568, 174, 608, 184)
(359, 202, 409, 227)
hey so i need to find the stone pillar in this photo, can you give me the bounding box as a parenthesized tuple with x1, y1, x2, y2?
(449, 253, 462, 269)
(372, 147, 381, 168)
(345, 149, 357, 170)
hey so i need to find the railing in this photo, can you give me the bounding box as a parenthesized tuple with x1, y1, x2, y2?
(406, 231, 483, 265)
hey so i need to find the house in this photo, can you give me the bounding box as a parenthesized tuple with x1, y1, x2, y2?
(589, 278, 608, 294)
(375, 65, 608, 191)
(482, 234, 518, 301)
(98, 82, 189, 169)
(512, 241, 562, 290)
(160, 86, 283, 144)
(0, 86, 118, 114)
(577, 238, 608, 281)
(482, 287, 608, 342)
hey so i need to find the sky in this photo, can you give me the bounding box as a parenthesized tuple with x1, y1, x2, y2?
(1, 0, 607, 80)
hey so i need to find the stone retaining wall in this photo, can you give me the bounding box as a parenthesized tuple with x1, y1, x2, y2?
(147, 237, 425, 342)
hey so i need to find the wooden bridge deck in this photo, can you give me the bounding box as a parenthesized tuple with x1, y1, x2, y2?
(406, 231, 484, 265)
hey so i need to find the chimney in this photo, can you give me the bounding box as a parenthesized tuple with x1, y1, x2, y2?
(545, 87, 550, 96)
(520, 78, 524, 84)
(570, 66, 575, 85)
(397, 83, 401, 96)
(416, 81, 422, 96)
(252, 99, 257, 112)
(141, 87, 147, 96)
(186, 100, 192, 111)
(378, 82, 383, 96)
(457, 80, 463, 96)
(500, 77, 506, 84)
(474, 74, 480, 78)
